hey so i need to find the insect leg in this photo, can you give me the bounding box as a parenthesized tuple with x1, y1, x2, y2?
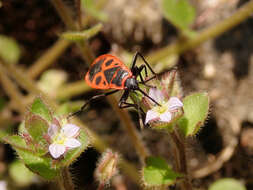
(68, 89, 119, 118)
(118, 90, 147, 129)
(138, 88, 161, 106)
(131, 52, 157, 75)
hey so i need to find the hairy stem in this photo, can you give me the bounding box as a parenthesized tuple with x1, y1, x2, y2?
(28, 39, 71, 79)
(51, 0, 94, 63)
(58, 167, 75, 190)
(169, 130, 192, 190)
(107, 95, 150, 163)
(148, 0, 253, 64)
(51, 0, 149, 165)
(0, 63, 26, 113)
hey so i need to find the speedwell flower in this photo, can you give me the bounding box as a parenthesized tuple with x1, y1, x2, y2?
(145, 88, 183, 125)
(48, 123, 81, 159)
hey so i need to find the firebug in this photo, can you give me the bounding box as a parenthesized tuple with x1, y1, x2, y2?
(69, 52, 161, 122)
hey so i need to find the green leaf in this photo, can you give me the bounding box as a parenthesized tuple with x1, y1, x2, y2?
(9, 160, 35, 187)
(25, 114, 49, 154)
(2, 135, 33, 152)
(25, 115, 48, 142)
(162, 0, 196, 36)
(15, 147, 59, 180)
(61, 23, 103, 41)
(81, 0, 108, 21)
(59, 128, 89, 166)
(8, 135, 58, 180)
(0, 35, 21, 64)
(208, 178, 246, 190)
(30, 97, 52, 122)
(178, 92, 209, 136)
(143, 156, 181, 187)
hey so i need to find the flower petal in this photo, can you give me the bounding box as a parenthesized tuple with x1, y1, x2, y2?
(168, 97, 183, 111)
(148, 88, 164, 103)
(62, 124, 80, 138)
(49, 143, 66, 159)
(64, 138, 81, 148)
(48, 124, 59, 138)
(145, 110, 159, 124)
(159, 112, 172, 122)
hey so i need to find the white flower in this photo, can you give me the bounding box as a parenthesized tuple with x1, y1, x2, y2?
(48, 123, 81, 159)
(145, 88, 183, 124)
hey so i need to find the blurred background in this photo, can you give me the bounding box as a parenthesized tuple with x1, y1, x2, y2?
(0, 0, 252, 189)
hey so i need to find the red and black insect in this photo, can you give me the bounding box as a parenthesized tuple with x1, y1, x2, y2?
(69, 52, 160, 119)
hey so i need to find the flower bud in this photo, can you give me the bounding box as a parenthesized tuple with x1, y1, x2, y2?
(95, 149, 119, 185)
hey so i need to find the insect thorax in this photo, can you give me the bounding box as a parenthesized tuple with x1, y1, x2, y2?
(124, 78, 139, 90)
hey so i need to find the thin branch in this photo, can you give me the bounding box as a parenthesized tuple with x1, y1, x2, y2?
(148, 0, 253, 64)
(0, 63, 26, 113)
(28, 39, 71, 79)
(107, 95, 150, 163)
(169, 130, 192, 190)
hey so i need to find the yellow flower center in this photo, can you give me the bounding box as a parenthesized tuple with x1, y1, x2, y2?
(153, 102, 168, 114)
(53, 132, 67, 145)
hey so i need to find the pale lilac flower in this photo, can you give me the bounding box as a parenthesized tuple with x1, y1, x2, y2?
(48, 123, 81, 159)
(145, 88, 183, 124)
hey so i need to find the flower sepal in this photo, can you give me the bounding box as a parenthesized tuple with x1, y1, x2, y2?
(149, 109, 184, 131)
(2, 97, 90, 180)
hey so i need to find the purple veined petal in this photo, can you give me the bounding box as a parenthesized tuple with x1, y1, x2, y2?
(64, 138, 81, 149)
(159, 112, 172, 122)
(145, 110, 159, 124)
(48, 124, 59, 138)
(168, 97, 183, 111)
(49, 143, 66, 159)
(62, 124, 80, 138)
(148, 88, 164, 103)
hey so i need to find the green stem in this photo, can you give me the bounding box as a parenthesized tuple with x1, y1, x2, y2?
(169, 130, 192, 190)
(57, 81, 91, 100)
(73, 117, 141, 184)
(0, 60, 57, 109)
(50, 0, 77, 30)
(28, 39, 71, 79)
(0, 63, 26, 113)
(58, 167, 75, 190)
(51, 0, 149, 165)
(148, 0, 253, 64)
(107, 95, 150, 164)
(51, 0, 95, 63)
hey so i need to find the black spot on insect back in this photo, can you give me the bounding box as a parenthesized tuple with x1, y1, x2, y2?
(105, 59, 113, 66)
(104, 66, 120, 83)
(95, 76, 102, 85)
(89, 58, 105, 81)
(111, 69, 129, 87)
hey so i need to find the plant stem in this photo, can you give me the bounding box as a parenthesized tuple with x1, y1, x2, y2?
(57, 81, 91, 100)
(51, 0, 95, 63)
(0, 60, 57, 109)
(148, 0, 253, 64)
(107, 95, 150, 163)
(0, 63, 26, 113)
(58, 167, 75, 190)
(169, 130, 192, 190)
(28, 39, 71, 79)
(50, 0, 77, 30)
(51, 0, 150, 165)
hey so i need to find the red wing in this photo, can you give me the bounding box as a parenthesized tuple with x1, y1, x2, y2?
(85, 54, 131, 90)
